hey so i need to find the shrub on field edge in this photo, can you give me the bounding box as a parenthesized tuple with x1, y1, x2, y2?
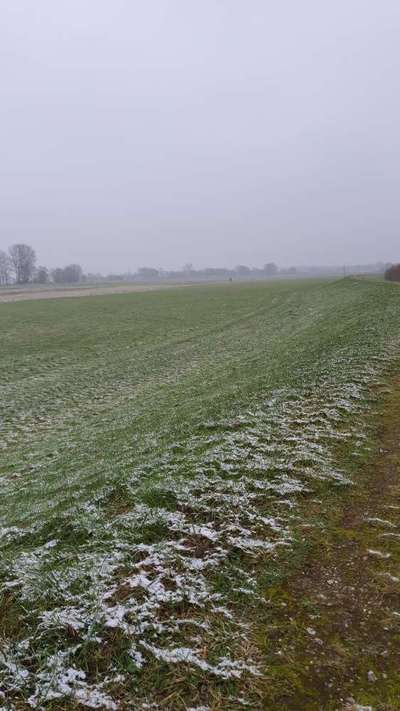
(385, 264, 400, 282)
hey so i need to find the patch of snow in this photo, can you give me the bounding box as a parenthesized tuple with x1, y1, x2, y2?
(367, 549, 391, 559)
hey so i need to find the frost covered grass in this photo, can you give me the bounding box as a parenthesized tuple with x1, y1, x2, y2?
(1, 277, 400, 709)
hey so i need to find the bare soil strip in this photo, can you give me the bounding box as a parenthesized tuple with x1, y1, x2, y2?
(258, 378, 400, 710)
(0, 283, 189, 303)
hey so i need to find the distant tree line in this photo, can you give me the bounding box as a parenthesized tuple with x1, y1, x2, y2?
(88, 262, 297, 283)
(0, 245, 294, 286)
(0, 244, 84, 286)
(52, 264, 83, 284)
(0, 241, 394, 287)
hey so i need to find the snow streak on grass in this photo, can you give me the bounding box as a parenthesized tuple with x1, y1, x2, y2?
(1, 278, 400, 708)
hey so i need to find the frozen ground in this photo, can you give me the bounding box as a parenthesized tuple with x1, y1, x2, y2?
(1, 278, 400, 709)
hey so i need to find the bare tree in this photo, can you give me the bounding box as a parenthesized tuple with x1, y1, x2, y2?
(8, 244, 36, 284)
(264, 262, 278, 276)
(235, 264, 251, 276)
(0, 250, 11, 285)
(34, 266, 49, 284)
(62, 264, 83, 283)
(52, 264, 83, 284)
(137, 267, 159, 279)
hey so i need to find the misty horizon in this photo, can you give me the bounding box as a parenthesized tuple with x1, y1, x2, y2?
(2, 1, 400, 273)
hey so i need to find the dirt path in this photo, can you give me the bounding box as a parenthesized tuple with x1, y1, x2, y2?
(0, 283, 190, 303)
(259, 379, 400, 710)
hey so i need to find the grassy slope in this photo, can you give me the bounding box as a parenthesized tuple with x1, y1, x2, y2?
(1, 277, 400, 709)
(1, 277, 327, 521)
(0, 278, 393, 522)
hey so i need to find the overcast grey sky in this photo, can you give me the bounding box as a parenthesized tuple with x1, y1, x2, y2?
(1, 1, 400, 272)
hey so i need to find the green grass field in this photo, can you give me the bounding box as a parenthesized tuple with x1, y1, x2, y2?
(1, 277, 400, 709)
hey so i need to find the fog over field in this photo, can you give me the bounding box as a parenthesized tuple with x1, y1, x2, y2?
(4, 7, 400, 707)
(1, 1, 400, 272)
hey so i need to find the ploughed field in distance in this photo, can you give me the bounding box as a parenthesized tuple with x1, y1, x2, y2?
(1, 277, 400, 710)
